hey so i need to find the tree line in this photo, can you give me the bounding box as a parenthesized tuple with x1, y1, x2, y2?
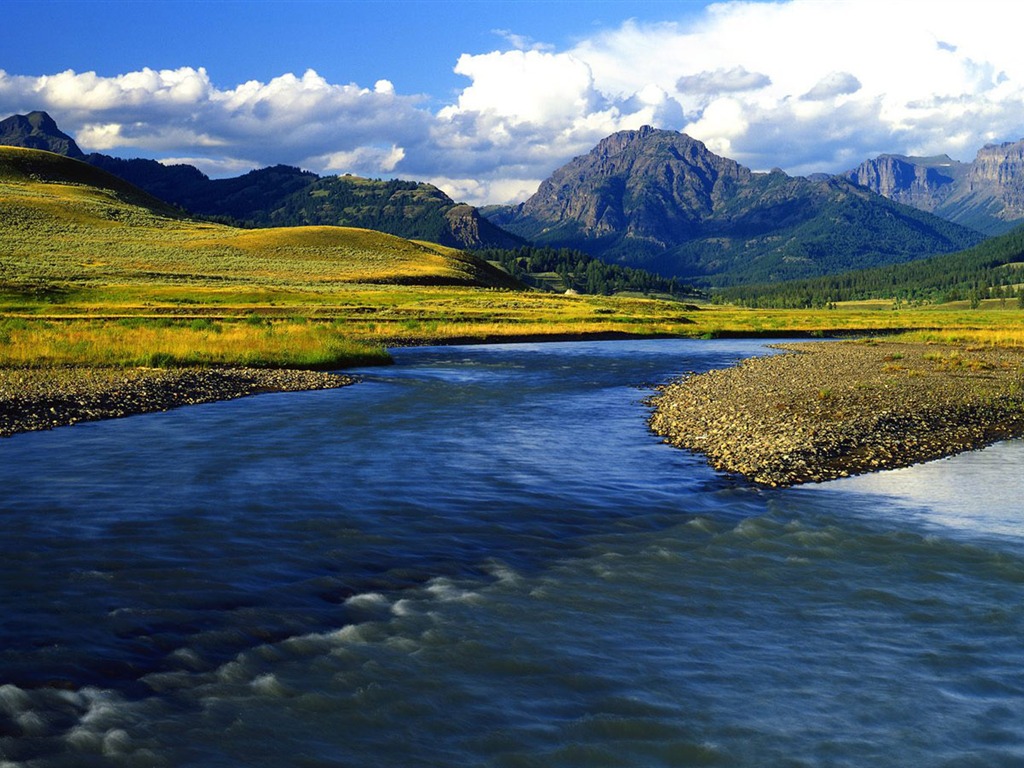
(717, 225, 1024, 308)
(476, 246, 699, 298)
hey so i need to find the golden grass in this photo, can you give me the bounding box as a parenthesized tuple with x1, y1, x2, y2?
(894, 328, 1024, 348)
(0, 318, 389, 369)
(0, 163, 502, 290)
(5, 147, 1024, 370)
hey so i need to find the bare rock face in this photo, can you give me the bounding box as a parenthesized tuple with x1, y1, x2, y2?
(846, 155, 963, 212)
(0, 111, 85, 159)
(517, 127, 752, 246)
(966, 140, 1024, 215)
(847, 140, 1024, 234)
(443, 204, 523, 250)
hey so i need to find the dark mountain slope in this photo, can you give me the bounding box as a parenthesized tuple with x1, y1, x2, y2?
(0, 111, 84, 159)
(720, 223, 1024, 307)
(85, 156, 316, 221)
(85, 155, 523, 250)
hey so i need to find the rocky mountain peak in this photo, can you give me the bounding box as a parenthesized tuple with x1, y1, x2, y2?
(846, 154, 962, 212)
(592, 125, 661, 155)
(968, 140, 1024, 188)
(517, 127, 752, 245)
(0, 110, 85, 159)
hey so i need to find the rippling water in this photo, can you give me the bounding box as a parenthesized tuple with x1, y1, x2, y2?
(3, 339, 1024, 767)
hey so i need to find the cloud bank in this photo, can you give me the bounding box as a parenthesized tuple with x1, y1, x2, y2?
(2, 0, 1023, 206)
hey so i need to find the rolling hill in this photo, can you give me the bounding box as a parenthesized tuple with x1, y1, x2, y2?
(0, 146, 521, 293)
(0, 111, 523, 251)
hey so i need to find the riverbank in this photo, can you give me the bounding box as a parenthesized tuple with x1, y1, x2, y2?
(0, 367, 355, 437)
(649, 340, 1024, 487)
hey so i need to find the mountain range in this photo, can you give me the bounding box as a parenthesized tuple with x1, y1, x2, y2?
(0, 112, 520, 252)
(486, 127, 984, 284)
(3, 110, 1016, 287)
(0, 145, 522, 294)
(846, 141, 1024, 236)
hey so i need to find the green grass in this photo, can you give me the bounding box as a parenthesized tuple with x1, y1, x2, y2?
(0, 150, 515, 293)
(6, 146, 1024, 372)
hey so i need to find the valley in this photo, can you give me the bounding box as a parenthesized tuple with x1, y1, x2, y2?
(9, 8, 1024, 768)
(3, 113, 1024, 461)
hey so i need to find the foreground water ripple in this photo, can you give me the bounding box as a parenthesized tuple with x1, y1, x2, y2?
(2, 339, 1024, 767)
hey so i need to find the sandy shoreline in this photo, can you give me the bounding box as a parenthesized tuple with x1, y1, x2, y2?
(648, 340, 1024, 487)
(0, 367, 355, 438)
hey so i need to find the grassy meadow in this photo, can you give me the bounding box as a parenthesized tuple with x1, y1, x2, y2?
(4, 146, 1024, 373)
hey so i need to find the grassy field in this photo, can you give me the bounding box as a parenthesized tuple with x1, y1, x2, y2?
(4, 146, 1024, 372)
(8, 286, 1024, 370)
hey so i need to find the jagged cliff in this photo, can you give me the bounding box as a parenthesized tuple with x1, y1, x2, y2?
(847, 141, 1024, 235)
(846, 154, 964, 211)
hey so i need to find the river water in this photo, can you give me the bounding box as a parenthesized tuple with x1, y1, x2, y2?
(2, 339, 1024, 767)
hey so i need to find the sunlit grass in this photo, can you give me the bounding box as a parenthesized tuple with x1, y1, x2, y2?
(6, 147, 1024, 372)
(0, 163, 504, 290)
(893, 328, 1024, 348)
(0, 318, 390, 369)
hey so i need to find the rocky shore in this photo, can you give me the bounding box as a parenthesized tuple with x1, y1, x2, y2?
(0, 367, 355, 437)
(649, 340, 1024, 487)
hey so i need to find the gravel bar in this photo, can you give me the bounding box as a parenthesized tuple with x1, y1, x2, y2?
(0, 367, 355, 437)
(648, 340, 1024, 487)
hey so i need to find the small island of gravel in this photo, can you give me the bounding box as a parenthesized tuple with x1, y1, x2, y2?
(0, 367, 355, 438)
(649, 340, 1024, 487)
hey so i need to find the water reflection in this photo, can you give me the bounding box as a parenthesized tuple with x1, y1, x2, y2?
(812, 439, 1024, 538)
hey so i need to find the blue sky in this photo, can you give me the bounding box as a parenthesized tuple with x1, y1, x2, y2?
(3, 0, 1021, 205)
(6, 1, 710, 103)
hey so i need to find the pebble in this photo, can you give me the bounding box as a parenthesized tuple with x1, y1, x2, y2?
(0, 367, 355, 438)
(648, 340, 1024, 487)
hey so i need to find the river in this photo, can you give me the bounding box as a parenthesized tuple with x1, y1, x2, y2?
(2, 339, 1023, 766)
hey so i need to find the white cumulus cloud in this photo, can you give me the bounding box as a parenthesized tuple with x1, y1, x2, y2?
(2, 0, 1024, 206)
(0, 66, 427, 179)
(801, 72, 863, 101)
(439, 49, 599, 126)
(677, 67, 772, 95)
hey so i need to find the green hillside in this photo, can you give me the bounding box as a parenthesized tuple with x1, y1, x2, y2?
(720, 225, 1024, 308)
(0, 147, 520, 294)
(0, 146, 182, 215)
(85, 155, 523, 250)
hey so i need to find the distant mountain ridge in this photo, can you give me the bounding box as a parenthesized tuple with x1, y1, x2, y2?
(846, 140, 1024, 235)
(488, 127, 984, 284)
(0, 111, 522, 251)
